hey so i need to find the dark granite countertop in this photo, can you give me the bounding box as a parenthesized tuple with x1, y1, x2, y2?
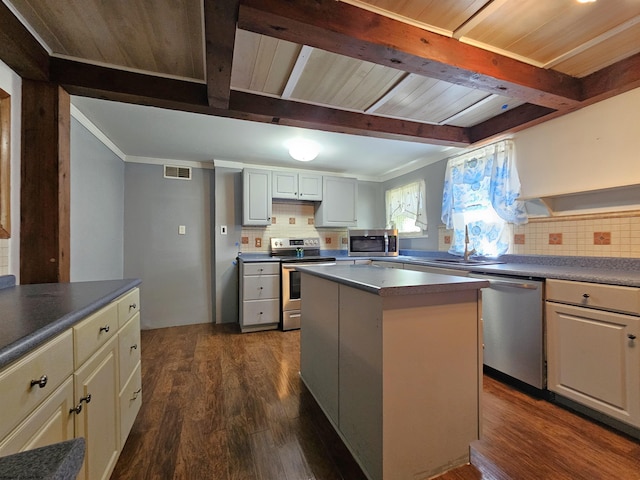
(0, 438, 85, 479)
(238, 252, 640, 287)
(296, 264, 489, 296)
(0, 278, 141, 369)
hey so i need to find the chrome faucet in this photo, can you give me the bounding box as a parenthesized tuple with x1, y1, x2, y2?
(463, 225, 476, 261)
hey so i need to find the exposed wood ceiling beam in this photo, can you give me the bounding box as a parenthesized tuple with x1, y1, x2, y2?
(237, 0, 582, 111)
(49, 57, 470, 146)
(581, 51, 640, 106)
(229, 91, 470, 146)
(0, 2, 49, 81)
(203, 0, 239, 108)
(468, 104, 557, 144)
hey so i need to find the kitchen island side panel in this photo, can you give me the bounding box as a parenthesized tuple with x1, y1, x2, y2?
(299, 274, 341, 425)
(381, 291, 480, 479)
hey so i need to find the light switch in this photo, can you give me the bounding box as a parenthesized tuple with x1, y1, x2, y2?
(178, 225, 186, 235)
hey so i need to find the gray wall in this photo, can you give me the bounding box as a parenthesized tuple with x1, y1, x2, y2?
(213, 167, 243, 324)
(382, 159, 447, 251)
(124, 163, 213, 329)
(70, 118, 124, 281)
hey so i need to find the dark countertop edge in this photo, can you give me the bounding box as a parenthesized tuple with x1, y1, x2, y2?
(297, 265, 489, 296)
(0, 437, 85, 478)
(0, 278, 141, 369)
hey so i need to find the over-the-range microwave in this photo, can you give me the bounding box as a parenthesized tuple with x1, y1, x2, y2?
(348, 228, 399, 257)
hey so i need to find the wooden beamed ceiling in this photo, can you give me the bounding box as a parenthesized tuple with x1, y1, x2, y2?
(2, 0, 640, 148)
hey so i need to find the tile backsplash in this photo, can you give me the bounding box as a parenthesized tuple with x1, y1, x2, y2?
(240, 201, 347, 253)
(0, 238, 8, 275)
(439, 211, 640, 258)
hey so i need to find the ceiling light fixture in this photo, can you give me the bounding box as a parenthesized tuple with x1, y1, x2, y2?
(576, 0, 596, 3)
(288, 139, 320, 162)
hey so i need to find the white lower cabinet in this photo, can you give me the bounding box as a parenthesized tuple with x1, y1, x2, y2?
(74, 336, 119, 480)
(546, 279, 640, 428)
(239, 262, 280, 332)
(0, 286, 142, 480)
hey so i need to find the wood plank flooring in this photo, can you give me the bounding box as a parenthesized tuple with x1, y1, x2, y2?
(111, 323, 640, 480)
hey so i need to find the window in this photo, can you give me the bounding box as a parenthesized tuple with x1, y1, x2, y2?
(385, 180, 427, 235)
(441, 140, 527, 257)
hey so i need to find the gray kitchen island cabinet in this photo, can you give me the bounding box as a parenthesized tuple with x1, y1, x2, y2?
(298, 264, 488, 480)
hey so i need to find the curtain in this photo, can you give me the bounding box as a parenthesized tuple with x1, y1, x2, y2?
(386, 180, 427, 233)
(441, 140, 526, 256)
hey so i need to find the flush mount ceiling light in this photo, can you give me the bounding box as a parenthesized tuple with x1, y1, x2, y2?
(288, 138, 320, 162)
(576, 0, 596, 3)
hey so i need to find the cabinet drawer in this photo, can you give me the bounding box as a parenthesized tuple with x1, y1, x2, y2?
(74, 302, 118, 368)
(118, 313, 141, 390)
(119, 361, 142, 448)
(242, 299, 279, 325)
(243, 263, 279, 276)
(0, 330, 73, 441)
(243, 275, 279, 300)
(0, 377, 75, 456)
(117, 288, 140, 329)
(546, 279, 640, 316)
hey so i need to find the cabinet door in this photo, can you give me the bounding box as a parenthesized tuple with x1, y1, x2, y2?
(243, 168, 272, 226)
(74, 336, 119, 480)
(272, 171, 298, 199)
(298, 173, 323, 200)
(547, 302, 640, 427)
(315, 176, 357, 227)
(0, 377, 75, 456)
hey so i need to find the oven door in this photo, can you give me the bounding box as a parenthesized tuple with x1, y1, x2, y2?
(281, 261, 336, 330)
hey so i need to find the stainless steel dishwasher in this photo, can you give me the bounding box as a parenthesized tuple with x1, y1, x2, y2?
(469, 272, 545, 390)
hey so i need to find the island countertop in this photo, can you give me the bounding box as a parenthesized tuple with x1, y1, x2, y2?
(296, 264, 489, 296)
(0, 278, 141, 369)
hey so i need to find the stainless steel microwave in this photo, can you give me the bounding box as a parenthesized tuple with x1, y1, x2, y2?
(348, 228, 399, 257)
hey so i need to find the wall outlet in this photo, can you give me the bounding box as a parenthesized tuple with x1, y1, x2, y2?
(178, 225, 186, 235)
(255, 238, 262, 248)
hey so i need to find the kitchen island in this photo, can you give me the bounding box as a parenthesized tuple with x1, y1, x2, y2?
(297, 264, 489, 480)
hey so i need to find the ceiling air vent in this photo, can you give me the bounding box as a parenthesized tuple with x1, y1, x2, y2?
(164, 165, 192, 180)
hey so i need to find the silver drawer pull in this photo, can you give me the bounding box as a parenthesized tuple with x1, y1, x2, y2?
(30, 375, 48, 389)
(99, 325, 110, 333)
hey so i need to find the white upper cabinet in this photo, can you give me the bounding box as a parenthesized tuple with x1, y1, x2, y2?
(315, 176, 358, 227)
(243, 168, 272, 226)
(272, 172, 323, 201)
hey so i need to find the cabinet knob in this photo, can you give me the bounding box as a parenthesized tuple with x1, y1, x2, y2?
(582, 293, 590, 298)
(99, 325, 110, 333)
(629, 334, 637, 340)
(30, 375, 48, 389)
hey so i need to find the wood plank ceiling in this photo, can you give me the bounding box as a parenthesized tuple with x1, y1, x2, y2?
(1, 0, 640, 148)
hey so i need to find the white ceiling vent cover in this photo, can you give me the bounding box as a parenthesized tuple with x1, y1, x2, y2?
(164, 165, 192, 180)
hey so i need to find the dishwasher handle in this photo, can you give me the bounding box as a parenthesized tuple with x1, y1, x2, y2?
(469, 273, 540, 290)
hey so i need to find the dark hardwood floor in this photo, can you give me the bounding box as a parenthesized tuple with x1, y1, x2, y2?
(111, 323, 640, 480)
